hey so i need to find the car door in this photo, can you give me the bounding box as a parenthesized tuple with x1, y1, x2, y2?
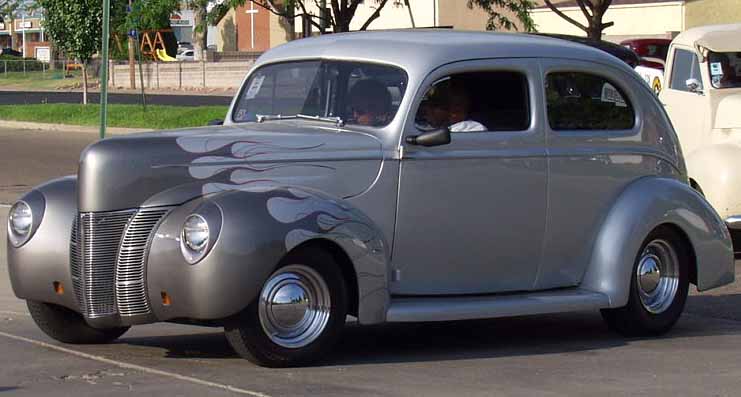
(390, 59, 547, 295)
(660, 46, 710, 157)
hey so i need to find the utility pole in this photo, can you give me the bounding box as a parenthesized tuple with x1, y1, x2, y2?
(100, 0, 112, 139)
(128, 0, 136, 89)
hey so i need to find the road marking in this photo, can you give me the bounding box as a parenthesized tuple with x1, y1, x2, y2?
(0, 310, 30, 317)
(0, 330, 272, 397)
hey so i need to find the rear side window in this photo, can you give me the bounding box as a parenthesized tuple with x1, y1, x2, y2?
(546, 72, 634, 131)
(670, 49, 703, 92)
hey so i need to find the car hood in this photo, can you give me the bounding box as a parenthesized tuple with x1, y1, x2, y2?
(78, 123, 384, 212)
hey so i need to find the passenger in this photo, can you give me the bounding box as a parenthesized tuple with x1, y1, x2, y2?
(348, 79, 393, 126)
(447, 83, 487, 132)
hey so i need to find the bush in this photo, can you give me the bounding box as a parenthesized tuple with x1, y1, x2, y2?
(0, 55, 46, 72)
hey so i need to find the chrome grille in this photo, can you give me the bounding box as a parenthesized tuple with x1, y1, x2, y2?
(70, 217, 85, 313)
(116, 209, 169, 317)
(79, 210, 136, 318)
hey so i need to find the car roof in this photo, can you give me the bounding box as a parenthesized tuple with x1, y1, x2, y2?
(533, 33, 640, 67)
(672, 23, 741, 52)
(257, 30, 636, 76)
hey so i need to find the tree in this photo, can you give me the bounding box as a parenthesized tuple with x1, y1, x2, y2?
(468, 0, 536, 32)
(543, 0, 614, 41)
(38, 0, 102, 104)
(208, 0, 398, 36)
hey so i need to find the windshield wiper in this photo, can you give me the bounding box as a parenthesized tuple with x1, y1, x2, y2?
(256, 113, 345, 127)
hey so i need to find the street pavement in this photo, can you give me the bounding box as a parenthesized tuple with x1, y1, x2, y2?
(2, 126, 741, 396)
(0, 90, 232, 107)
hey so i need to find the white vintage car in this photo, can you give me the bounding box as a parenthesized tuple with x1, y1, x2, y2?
(659, 24, 741, 254)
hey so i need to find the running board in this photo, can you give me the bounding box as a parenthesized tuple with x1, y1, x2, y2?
(386, 288, 610, 323)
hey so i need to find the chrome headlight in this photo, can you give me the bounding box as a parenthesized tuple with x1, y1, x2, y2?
(8, 195, 45, 248)
(180, 214, 210, 264)
(8, 201, 33, 245)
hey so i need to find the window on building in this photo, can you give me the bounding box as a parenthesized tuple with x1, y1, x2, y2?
(414, 71, 530, 133)
(545, 72, 634, 131)
(670, 49, 703, 92)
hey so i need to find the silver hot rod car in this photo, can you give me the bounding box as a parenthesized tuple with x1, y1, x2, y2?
(7, 31, 735, 367)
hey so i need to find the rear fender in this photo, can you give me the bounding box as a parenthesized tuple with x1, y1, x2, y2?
(582, 177, 734, 308)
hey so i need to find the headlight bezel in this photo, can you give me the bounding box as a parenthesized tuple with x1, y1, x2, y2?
(179, 204, 222, 265)
(7, 192, 45, 248)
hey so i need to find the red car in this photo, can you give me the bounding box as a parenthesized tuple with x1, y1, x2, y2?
(620, 38, 671, 70)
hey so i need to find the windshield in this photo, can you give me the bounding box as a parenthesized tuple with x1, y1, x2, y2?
(708, 51, 741, 89)
(232, 60, 408, 128)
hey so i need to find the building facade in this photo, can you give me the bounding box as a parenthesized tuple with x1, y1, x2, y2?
(0, 13, 46, 58)
(530, 0, 741, 43)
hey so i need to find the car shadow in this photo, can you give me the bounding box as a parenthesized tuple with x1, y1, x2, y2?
(119, 294, 741, 366)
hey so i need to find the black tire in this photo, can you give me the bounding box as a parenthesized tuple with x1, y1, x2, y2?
(601, 225, 690, 336)
(224, 247, 348, 367)
(27, 301, 129, 344)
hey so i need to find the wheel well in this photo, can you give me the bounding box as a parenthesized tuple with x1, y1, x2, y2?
(661, 223, 698, 286)
(288, 239, 360, 317)
(689, 178, 704, 197)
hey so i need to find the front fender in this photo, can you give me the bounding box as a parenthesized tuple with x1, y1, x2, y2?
(7, 176, 79, 312)
(685, 143, 741, 219)
(146, 185, 390, 324)
(582, 177, 734, 308)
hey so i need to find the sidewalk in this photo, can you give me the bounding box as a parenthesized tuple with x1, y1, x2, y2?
(0, 120, 149, 135)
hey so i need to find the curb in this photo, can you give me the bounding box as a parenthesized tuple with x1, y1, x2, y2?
(0, 120, 151, 135)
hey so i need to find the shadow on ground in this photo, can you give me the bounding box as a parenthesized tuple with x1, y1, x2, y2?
(118, 293, 741, 366)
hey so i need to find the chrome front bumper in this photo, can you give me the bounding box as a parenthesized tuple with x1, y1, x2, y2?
(725, 216, 741, 255)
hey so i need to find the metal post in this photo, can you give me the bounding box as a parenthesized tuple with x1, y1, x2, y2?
(202, 59, 206, 88)
(178, 62, 182, 89)
(3, 61, 6, 78)
(100, 0, 111, 139)
(155, 61, 159, 89)
(110, 60, 115, 87)
(135, 35, 146, 111)
(23, 59, 26, 75)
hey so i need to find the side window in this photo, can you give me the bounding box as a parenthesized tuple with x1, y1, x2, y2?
(545, 72, 634, 131)
(414, 71, 530, 133)
(670, 49, 703, 92)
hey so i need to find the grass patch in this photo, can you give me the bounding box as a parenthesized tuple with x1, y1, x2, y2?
(1, 70, 84, 90)
(0, 103, 229, 130)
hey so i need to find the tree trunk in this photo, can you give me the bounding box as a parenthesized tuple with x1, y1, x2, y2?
(82, 60, 89, 105)
(193, 6, 207, 61)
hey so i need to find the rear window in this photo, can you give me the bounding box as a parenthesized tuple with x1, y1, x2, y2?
(546, 72, 634, 131)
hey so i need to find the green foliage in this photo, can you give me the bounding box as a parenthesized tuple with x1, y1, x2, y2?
(0, 55, 45, 71)
(0, 104, 230, 129)
(122, 0, 181, 32)
(37, 0, 102, 62)
(467, 0, 537, 32)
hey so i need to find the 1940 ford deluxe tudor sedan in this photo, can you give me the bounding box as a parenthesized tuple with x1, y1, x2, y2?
(7, 31, 736, 367)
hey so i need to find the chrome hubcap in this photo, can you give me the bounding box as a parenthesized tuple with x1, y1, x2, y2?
(258, 265, 331, 349)
(636, 239, 679, 314)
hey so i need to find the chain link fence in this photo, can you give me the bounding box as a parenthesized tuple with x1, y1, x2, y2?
(0, 58, 100, 85)
(1, 55, 261, 90)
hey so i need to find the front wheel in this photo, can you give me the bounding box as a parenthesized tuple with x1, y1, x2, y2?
(27, 301, 129, 344)
(224, 247, 348, 367)
(601, 226, 690, 336)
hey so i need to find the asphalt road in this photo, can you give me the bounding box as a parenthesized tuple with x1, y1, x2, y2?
(0, 90, 233, 107)
(2, 126, 741, 396)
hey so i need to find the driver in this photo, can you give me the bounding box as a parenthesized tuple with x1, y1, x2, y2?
(348, 79, 393, 127)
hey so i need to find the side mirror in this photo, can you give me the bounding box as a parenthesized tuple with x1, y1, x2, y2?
(685, 78, 703, 94)
(405, 127, 451, 147)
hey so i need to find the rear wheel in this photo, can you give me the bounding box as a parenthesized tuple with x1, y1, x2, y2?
(601, 226, 690, 336)
(224, 247, 348, 367)
(27, 301, 129, 344)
